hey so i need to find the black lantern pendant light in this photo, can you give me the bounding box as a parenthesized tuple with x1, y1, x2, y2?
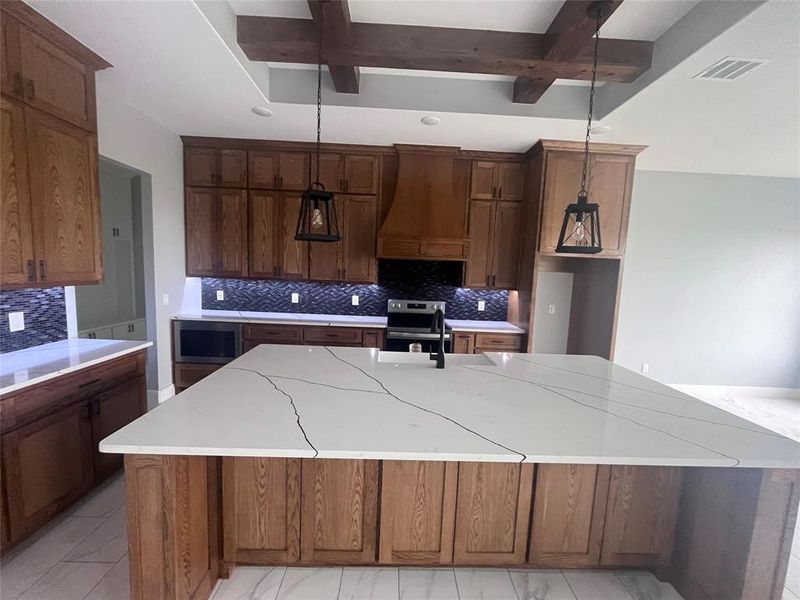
(555, 1, 610, 255)
(295, 5, 341, 243)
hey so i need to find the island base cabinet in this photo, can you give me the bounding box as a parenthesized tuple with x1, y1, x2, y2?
(379, 461, 458, 564)
(453, 462, 534, 565)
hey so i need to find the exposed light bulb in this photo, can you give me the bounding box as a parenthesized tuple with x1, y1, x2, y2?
(311, 208, 324, 228)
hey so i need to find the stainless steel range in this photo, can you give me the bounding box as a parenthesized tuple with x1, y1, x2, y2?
(385, 299, 451, 354)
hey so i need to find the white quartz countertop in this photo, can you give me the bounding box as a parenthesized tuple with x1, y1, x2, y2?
(173, 310, 524, 334)
(1, 338, 152, 395)
(100, 345, 800, 468)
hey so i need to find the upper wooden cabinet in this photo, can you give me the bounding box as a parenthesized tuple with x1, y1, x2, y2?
(185, 187, 248, 278)
(470, 161, 523, 201)
(247, 191, 309, 280)
(185, 147, 247, 187)
(249, 151, 309, 191)
(344, 155, 379, 194)
(465, 200, 522, 289)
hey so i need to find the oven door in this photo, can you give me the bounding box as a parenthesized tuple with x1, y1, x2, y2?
(173, 320, 243, 364)
(385, 330, 452, 354)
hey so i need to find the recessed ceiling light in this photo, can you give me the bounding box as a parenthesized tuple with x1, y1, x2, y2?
(420, 115, 441, 126)
(252, 106, 273, 117)
(590, 124, 611, 135)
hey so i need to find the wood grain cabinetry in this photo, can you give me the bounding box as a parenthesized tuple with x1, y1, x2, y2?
(344, 155, 379, 194)
(465, 200, 522, 289)
(249, 151, 309, 190)
(470, 161, 523, 201)
(173, 363, 222, 393)
(278, 193, 310, 279)
(529, 464, 610, 567)
(185, 147, 246, 187)
(451, 332, 522, 354)
(453, 462, 533, 565)
(186, 187, 248, 277)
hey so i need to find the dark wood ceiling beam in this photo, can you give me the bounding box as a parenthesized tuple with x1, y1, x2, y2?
(237, 16, 652, 82)
(512, 0, 624, 104)
(307, 0, 359, 94)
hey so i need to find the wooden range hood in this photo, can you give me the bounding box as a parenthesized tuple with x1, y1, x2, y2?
(377, 145, 469, 261)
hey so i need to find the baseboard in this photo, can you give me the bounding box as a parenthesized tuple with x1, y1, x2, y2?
(147, 385, 176, 410)
(670, 384, 800, 401)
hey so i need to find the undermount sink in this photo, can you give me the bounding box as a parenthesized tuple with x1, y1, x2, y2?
(377, 351, 496, 366)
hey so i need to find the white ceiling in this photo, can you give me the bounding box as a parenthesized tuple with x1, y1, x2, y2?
(25, 0, 800, 178)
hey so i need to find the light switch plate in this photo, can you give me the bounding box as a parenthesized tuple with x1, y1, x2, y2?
(352, 295, 359, 306)
(216, 290, 225, 301)
(477, 300, 485, 312)
(8, 311, 24, 332)
(162, 294, 170, 306)
(291, 292, 300, 304)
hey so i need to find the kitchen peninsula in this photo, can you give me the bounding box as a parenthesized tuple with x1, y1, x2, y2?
(102, 345, 800, 600)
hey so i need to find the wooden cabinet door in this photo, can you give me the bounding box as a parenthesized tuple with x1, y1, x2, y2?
(496, 163, 524, 201)
(1, 14, 21, 99)
(222, 457, 301, 564)
(452, 333, 475, 354)
(362, 330, 384, 349)
(219, 149, 247, 187)
(464, 200, 493, 288)
(601, 466, 682, 568)
(343, 195, 377, 283)
(218, 189, 248, 277)
(539, 151, 583, 254)
(470, 161, 497, 199)
(1, 97, 35, 286)
(249, 191, 279, 278)
(379, 461, 458, 565)
(491, 202, 522, 289)
(91, 375, 146, 482)
(279, 152, 309, 191)
(312, 153, 343, 192)
(185, 147, 217, 187)
(343, 155, 378, 194)
(587, 154, 634, 256)
(278, 194, 309, 279)
(308, 198, 344, 281)
(2, 402, 93, 540)
(249, 150, 279, 189)
(453, 462, 534, 565)
(529, 464, 610, 567)
(26, 108, 102, 285)
(301, 459, 379, 564)
(185, 187, 216, 276)
(18, 24, 95, 131)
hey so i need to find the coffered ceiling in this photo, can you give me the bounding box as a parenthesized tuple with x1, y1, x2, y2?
(24, 0, 800, 178)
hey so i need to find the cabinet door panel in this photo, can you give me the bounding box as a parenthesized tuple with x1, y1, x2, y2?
(587, 154, 633, 256)
(2, 402, 93, 540)
(362, 330, 384, 349)
(249, 150, 279, 189)
(491, 202, 522, 289)
(380, 461, 457, 564)
(218, 189, 248, 277)
(301, 459, 378, 564)
(1, 97, 35, 286)
(185, 188, 216, 276)
(26, 108, 102, 285)
(464, 200, 493, 288)
(601, 465, 682, 568)
(343, 195, 377, 283)
(249, 191, 279, 278)
(452, 333, 475, 355)
(344, 155, 378, 194)
(279, 152, 309, 191)
(308, 200, 344, 281)
(185, 147, 217, 187)
(312, 153, 343, 192)
(19, 24, 93, 130)
(470, 161, 496, 199)
(1, 14, 21, 99)
(539, 152, 583, 254)
(453, 462, 533, 565)
(219, 149, 247, 187)
(223, 457, 301, 564)
(497, 163, 523, 201)
(529, 464, 610, 567)
(278, 194, 309, 279)
(91, 376, 145, 481)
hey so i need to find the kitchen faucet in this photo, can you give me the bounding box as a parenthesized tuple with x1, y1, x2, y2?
(429, 308, 445, 369)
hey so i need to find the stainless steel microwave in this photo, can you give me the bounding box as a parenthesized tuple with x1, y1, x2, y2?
(173, 320, 243, 364)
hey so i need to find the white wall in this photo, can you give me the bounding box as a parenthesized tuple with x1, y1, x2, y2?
(92, 82, 185, 399)
(615, 170, 800, 388)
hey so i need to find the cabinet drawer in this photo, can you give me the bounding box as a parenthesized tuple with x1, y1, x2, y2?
(303, 327, 363, 345)
(243, 324, 302, 344)
(173, 363, 222, 390)
(474, 333, 521, 351)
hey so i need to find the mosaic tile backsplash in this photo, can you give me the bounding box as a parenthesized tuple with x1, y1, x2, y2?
(1, 287, 68, 353)
(202, 260, 509, 320)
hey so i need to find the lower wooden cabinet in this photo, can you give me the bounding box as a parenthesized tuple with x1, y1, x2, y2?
(379, 460, 458, 564)
(529, 464, 610, 567)
(452, 332, 522, 354)
(453, 462, 534, 565)
(173, 363, 223, 392)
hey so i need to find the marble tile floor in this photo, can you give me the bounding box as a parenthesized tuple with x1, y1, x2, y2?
(0, 393, 797, 600)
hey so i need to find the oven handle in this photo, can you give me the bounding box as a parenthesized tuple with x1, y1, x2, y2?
(386, 331, 452, 341)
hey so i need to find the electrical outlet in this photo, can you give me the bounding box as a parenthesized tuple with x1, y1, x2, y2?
(8, 311, 25, 332)
(548, 304, 556, 314)
(216, 290, 225, 301)
(641, 363, 649, 374)
(352, 295, 359, 306)
(162, 294, 170, 306)
(291, 292, 300, 304)
(477, 300, 486, 312)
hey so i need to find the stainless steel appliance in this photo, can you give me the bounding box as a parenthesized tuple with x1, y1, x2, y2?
(173, 320, 243, 364)
(385, 299, 452, 354)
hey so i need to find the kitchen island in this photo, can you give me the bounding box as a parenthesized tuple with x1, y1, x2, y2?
(101, 345, 800, 600)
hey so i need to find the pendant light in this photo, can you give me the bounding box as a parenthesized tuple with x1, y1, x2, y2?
(555, 1, 610, 255)
(295, 4, 341, 243)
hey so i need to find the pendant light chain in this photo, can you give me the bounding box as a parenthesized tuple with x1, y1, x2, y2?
(314, 2, 323, 185)
(579, 11, 602, 198)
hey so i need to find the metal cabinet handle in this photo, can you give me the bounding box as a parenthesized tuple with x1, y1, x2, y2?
(492, 275, 496, 286)
(498, 187, 503, 198)
(273, 175, 278, 188)
(23, 78, 35, 101)
(38, 259, 47, 281)
(279, 175, 283, 188)
(13, 73, 24, 96)
(27, 260, 35, 282)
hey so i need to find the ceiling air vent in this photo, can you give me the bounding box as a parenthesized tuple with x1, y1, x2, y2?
(693, 56, 769, 81)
